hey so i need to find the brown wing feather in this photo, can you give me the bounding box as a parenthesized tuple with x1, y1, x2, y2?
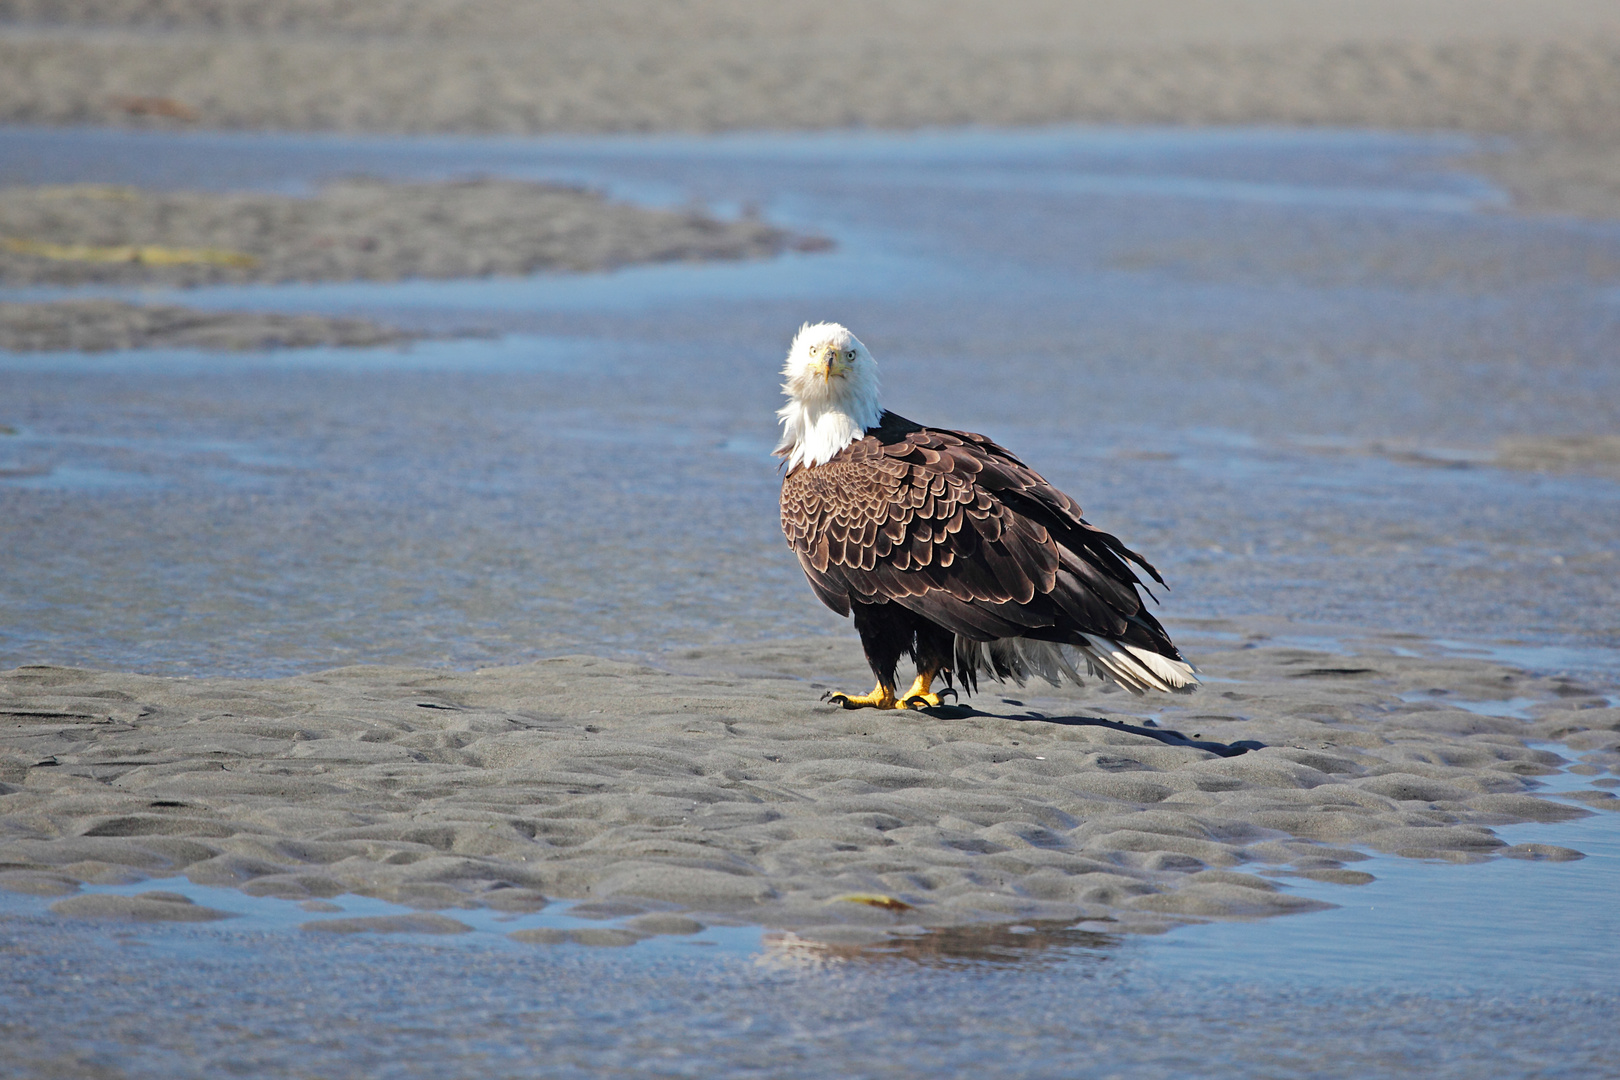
(780, 411, 1182, 658)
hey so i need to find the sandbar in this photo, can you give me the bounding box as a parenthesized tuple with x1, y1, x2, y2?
(4, 631, 1615, 941)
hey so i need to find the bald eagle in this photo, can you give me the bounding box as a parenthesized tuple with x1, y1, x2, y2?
(777, 322, 1197, 710)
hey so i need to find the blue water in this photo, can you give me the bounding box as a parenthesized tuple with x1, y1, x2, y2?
(4, 126, 1618, 679)
(1153, 768, 1620, 993)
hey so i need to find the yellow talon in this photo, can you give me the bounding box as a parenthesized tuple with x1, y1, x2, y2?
(824, 683, 898, 710)
(823, 673, 956, 711)
(899, 672, 955, 709)
(898, 673, 931, 708)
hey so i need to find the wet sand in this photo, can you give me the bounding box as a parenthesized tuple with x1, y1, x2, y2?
(2, 1, 1619, 216)
(4, 634, 1614, 939)
(0, 179, 809, 288)
(0, 299, 415, 351)
(0, 177, 814, 349)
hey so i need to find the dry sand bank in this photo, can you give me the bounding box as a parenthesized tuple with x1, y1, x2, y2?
(3, 634, 1615, 944)
(2, 1, 1619, 215)
(1493, 436, 1620, 477)
(1283, 436, 1620, 483)
(0, 179, 810, 288)
(0, 299, 415, 351)
(0, 177, 814, 351)
(2, 1, 1617, 139)
(1467, 140, 1620, 221)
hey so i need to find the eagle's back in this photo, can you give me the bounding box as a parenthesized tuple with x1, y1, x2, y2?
(780, 411, 1181, 662)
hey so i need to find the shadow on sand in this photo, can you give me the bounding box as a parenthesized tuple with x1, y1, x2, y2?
(915, 704, 1263, 758)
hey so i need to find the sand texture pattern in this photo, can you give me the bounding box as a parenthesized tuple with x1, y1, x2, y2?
(3, 2, 1620, 216)
(0, 2, 1614, 139)
(3, 637, 1614, 939)
(0, 179, 812, 288)
(0, 299, 417, 352)
(7, 32, 1618, 139)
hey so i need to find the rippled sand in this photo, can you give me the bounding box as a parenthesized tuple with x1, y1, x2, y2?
(5, 633, 1615, 940)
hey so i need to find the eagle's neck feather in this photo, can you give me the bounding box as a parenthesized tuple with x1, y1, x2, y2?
(775, 396, 882, 471)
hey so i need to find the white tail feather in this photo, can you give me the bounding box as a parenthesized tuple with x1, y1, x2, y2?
(954, 634, 1198, 697)
(1077, 634, 1199, 695)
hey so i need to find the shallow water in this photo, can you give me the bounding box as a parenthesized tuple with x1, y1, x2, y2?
(2, 126, 1618, 678)
(2, 125, 1619, 1076)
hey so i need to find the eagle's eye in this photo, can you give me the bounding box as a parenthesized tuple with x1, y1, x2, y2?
(844, 350, 856, 360)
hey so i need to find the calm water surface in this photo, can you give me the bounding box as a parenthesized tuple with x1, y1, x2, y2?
(1, 126, 1617, 1076)
(2, 125, 1618, 677)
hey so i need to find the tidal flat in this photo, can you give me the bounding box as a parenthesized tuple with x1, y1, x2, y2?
(2, 637, 1616, 937)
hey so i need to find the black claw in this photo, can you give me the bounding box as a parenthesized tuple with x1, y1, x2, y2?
(903, 695, 927, 709)
(938, 687, 959, 704)
(824, 692, 853, 709)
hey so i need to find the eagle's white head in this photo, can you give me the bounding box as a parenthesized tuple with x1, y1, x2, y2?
(774, 321, 883, 471)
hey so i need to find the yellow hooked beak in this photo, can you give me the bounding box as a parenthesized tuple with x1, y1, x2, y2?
(819, 346, 847, 385)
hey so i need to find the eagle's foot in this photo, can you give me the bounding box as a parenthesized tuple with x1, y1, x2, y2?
(822, 684, 898, 710)
(899, 673, 956, 710)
